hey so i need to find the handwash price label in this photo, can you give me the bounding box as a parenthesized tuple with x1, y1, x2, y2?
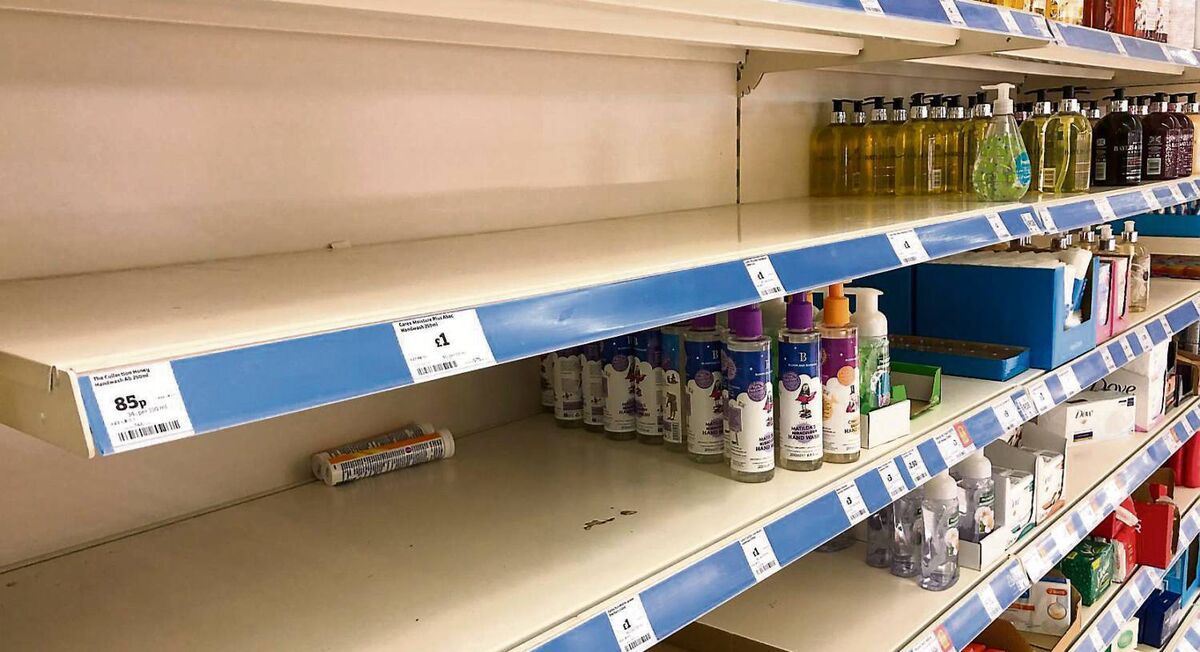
(993, 399, 1023, 432)
(606, 596, 658, 652)
(394, 309, 497, 383)
(939, 0, 967, 25)
(1094, 197, 1118, 221)
(1019, 211, 1042, 235)
(997, 8, 1022, 34)
(985, 212, 1011, 240)
(1134, 328, 1154, 353)
(859, 0, 885, 14)
(978, 585, 1005, 620)
(934, 425, 973, 466)
(1014, 393, 1037, 422)
(1035, 206, 1058, 233)
(738, 530, 781, 583)
(1118, 337, 1135, 361)
(901, 449, 931, 486)
(1019, 546, 1053, 583)
(1027, 382, 1055, 415)
(1159, 315, 1174, 338)
(887, 229, 931, 265)
(88, 362, 197, 453)
(743, 256, 785, 300)
(1099, 347, 1116, 372)
(1142, 188, 1163, 210)
(877, 460, 909, 499)
(1056, 367, 1082, 397)
(834, 481, 869, 526)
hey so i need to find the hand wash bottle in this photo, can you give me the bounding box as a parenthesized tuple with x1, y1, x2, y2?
(726, 306, 775, 483)
(1021, 89, 1053, 192)
(972, 83, 1032, 201)
(778, 293, 823, 472)
(810, 100, 851, 196)
(1043, 86, 1093, 193)
(1091, 88, 1143, 187)
(862, 96, 895, 196)
(846, 288, 890, 412)
(919, 472, 961, 592)
(820, 283, 860, 464)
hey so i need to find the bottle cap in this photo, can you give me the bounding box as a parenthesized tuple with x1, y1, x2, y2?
(787, 292, 815, 330)
(728, 305, 764, 339)
(689, 314, 717, 329)
(823, 283, 852, 327)
(982, 83, 1017, 115)
(925, 471, 958, 502)
(959, 451, 992, 479)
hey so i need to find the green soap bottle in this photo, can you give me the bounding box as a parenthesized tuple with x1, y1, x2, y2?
(972, 83, 1032, 202)
(1021, 89, 1053, 193)
(1043, 85, 1093, 193)
(810, 100, 851, 196)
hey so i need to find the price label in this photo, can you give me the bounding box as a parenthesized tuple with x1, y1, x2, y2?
(1135, 328, 1154, 353)
(1174, 48, 1200, 65)
(743, 256, 785, 300)
(606, 596, 658, 652)
(940, 0, 967, 25)
(1028, 382, 1055, 415)
(1036, 206, 1058, 233)
(739, 530, 781, 582)
(835, 481, 870, 525)
(997, 8, 1022, 34)
(1099, 347, 1116, 372)
(902, 448, 931, 485)
(1020, 211, 1042, 235)
(1087, 629, 1107, 651)
(860, 0, 885, 14)
(1048, 20, 1066, 44)
(1020, 546, 1052, 583)
(1179, 637, 1200, 652)
(1014, 393, 1037, 422)
(908, 632, 941, 652)
(1182, 510, 1200, 541)
(1100, 480, 1123, 510)
(878, 460, 909, 500)
(979, 585, 1005, 619)
(935, 425, 973, 466)
(1094, 197, 1118, 221)
(1119, 337, 1135, 361)
(1052, 525, 1077, 556)
(1142, 188, 1163, 210)
(1057, 367, 1082, 397)
(994, 399, 1024, 432)
(1159, 315, 1174, 338)
(1031, 17, 1053, 38)
(986, 212, 1012, 240)
(888, 229, 931, 265)
(393, 309, 497, 383)
(1129, 578, 1147, 603)
(1078, 499, 1102, 529)
(88, 362, 197, 452)
(1171, 183, 1188, 204)
(1165, 427, 1185, 453)
(1112, 33, 1128, 55)
(1008, 563, 1033, 594)
(1194, 296, 1200, 314)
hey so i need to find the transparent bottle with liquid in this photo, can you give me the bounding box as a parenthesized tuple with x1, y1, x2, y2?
(943, 95, 969, 194)
(581, 342, 606, 433)
(891, 488, 924, 578)
(1121, 220, 1151, 312)
(919, 472, 961, 592)
(726, 306, 775, 483)
(862, 96, 895, 196)
(553, 347, 585, 429)
(957, 453, 995, 544)
(973, 83, 1032, 201)
(847, 100, 868, 196)
(820, 284, 860, 464)
(1043, 86, 1093, 193)
(927, 94, 950, 195)
(685, 316, 726, 463)
(1092, 88, 1144, 187)
(1021, 90, 1054, 192)
(633, 330, 663, 445)
(866, 504, 895, 568)
(659, 324, 687, 451)
(896, 93, 942, 196)
(965, 91, 992, 196)
(777, 293, 823, 472)
(810, 100, 852, 196)
(602, 335, 637, 441)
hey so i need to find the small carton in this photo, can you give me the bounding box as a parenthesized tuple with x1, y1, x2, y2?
(1002, 575, 1077, 637)
(993, 467, 1036, 544)
(1026, 390, 1135, 444)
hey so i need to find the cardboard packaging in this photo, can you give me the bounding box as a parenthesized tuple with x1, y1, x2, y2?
(1092, 497, 1139, 582)
(1136, 589, 1184, 648)
(987, 428, 1066, 524)
(1110, 617, 1139, 651)
(976, 587, 1082, 652)
(1002, 576, 1076, 636)
(1026, 390, 1135, 445)
(1092, 340, 1170, 431)
(1133, 484, 1178, 569)
(1056, 538, 1115, 606)
(994, 467, 1036, 544)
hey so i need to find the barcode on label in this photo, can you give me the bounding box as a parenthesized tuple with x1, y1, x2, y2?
(393, 309, 496, 383)
(1099, 347, 1116, 371)
(1135, 328, 1154, 352)
(1027, 382, 1055, 414)
(116, 419, 183, 443)
(1057, 367, 1081, 397)
(835, 481, 869, 525)
(1094, 197, 1117, 221)
(901, 449, 931, 485)
(986, 213, 1011, 240)
(887, 229, 931, 265)
(739, 529, 781, 583)
(878, 460, 909, 499)
(940, 0, 966, 25)
(743, 256, 785, 300)
(979, 585, 1004, 619)
(624, 634, 652, 652)
(860, 0, 884, 13)
(416, 360, 458, 376)
(1020, 211, 1041, 234)
(606, 596, 657, 652)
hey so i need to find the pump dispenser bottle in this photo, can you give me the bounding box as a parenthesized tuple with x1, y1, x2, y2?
(944, 95, 968, 193)
(958, 452, 995, 544)
(1022, 89, 1054, 191)
(1144, 93, 1181, 180)
(847, 100, 868, 195)
(973, 83, 1032, 201)
(928, 95, 950, 194)
(965, 91, 993, 195)
(1085, 100, 1102, 126)
(920, 472, 961, 592)
(1183, 93, 1200, 166)
(811, 100, 852, 196)
(633, 329, 663, 444)
(820, 284, 860, 464)
(726, 307, 775, 483)
(897, 93, 942, 195)
(778, 293, 823, 471)
(1092, 88, 1143, 186)
(602, 335, 637, 440)
(1043, 86, 1093, 192)
(685, 315, 725, 463)
(846, 288, 891, 412)
(1170, 93, 1195, 176)
(659, 323, 687, 451)
(862, 96, 895, 196)
(1122, 220, 1151, 312)
(891, 487, 923, 578)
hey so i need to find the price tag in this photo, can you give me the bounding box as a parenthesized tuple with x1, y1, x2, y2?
(1078, 499, 1102, 529)
(940, 0, 966, 25)
(1087, 629, 1107, 651)
(1165, 428, 1184, 453)
(606, 596, 658, 652)
(1100, 480, 1123, 509)
(1094, 197, 1118, 221)
(1142, 188, 1163, 210)
(1175, 48, 1200, 65)
(902, 448, 931, 485)
(1048, 20, 1066, 44)
(1099, 347, 1116, 372)
(1014, 393, 1037, 422)
(1057, 367, 1082, 397)
(934, 425, 973, 466)
(1030, 17, 1052, 38)
(1119, 337, 1135, 361)
(1183, 510, 1200, 541)
(1020, 211, 1042, 235)
(997, 8, 1022, 34)
(1112, 33, 1128, 55)
(1194, 296, 1200, 314)
(908, 632, 941, 652)
(860, 0, 885, 14)
(1159, 315, 1174, 338)
(88, 362, 196, 452)
(1171, 183, 1188, 204)
(994, 398, 1024, 432)
(835, 481, 869, 525)
(1179, 636, 1200, 652)
(739, 530, 781, 582)
(1052, 525, 1077, 556)
(979, 585, 1005, 619)
(743, 255, 785, 300)
(878, 460, 909, 500)
(1135, 328, 1154, 353)
(1020, 546, 1052, 583)
(1129, 578, 1147, 603)
(888, 229, 931, 265)
(1007, 563, 1033, 594)
(986, 212, 1012, 240)
(393, 309, 497, 382)
(1028, 382, 1055, 415)
(1036, 206, 1058, 233)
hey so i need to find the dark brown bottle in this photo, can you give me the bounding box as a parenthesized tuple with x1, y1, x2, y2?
(1170, 93, 1195, 177)
(1143, 93, 1181, 180)
(1092, 88, 1143, 186)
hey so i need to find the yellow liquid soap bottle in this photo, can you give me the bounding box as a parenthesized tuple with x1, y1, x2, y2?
(847, 100, 868, 195)
(1044, 85, 1093, 193)
(889, 96, 910, 194)
(810, 99, 851, 196)
(1021, 89, 1054, 193)
(943, 94, 969, 194)
(1183, 93, 1200, 173)
(861, 96, 895, 196)
(966, 90, 993, 196)
(897, 93, 942, 195)
(927, 94, 950, 195)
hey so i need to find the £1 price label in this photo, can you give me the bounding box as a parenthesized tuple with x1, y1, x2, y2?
(859, 0, 885, 14)
(1142, 188, 1163, 210)
(88, 362, 196, 452)
(901, 448, 931, 485)
(1035, 206, 1058, 232)
(743, 255, 785, 300)
(979, 585, 1005, 619)
(835, 481, 869, 526)
(1099, 347, 1116, 372)
(1020, 211, 1042, 235)
(1027, 382, 1055, 415)
(887, 229, 931, 265)
(606, 596, 658, 652)
(940, 0, 966, 25)
(1057, 367, 1082, 397)
(1119, 337, 1135, 361)
(393, 309, 497, 383)
(1094, 197, 1118, 221)
(986, 212, 1011, 240)
(993, 399, 1023, 432)
(934, 425, 973, 466)
(1159, 315, 1174, 339)
(1135, 328, 1154, 353)
(877, 460, 909, 500)
(997, 8, 1022, 34)
(739, 529, 781, 583)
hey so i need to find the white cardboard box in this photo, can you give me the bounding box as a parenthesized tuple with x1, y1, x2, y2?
(986, 428, 1067, 524)
(1027, 390, 1135, 445)
(1091, 340, 1169, 431)
(859, 399, 911, 448)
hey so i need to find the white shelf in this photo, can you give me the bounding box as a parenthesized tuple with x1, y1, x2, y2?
(1144, 236, 1200, 257)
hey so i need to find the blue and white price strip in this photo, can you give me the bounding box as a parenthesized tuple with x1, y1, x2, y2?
(978, 585, 1005, 619)
(1020, 211, 1042, 235)
(997, 8, 1022, 34)
(743, 256, 785, 300)
(1094, 197, 1118, 221)
(739, 530, 781, 583)
(1027, 382, 1055, 415)
(859, 0, 884, 15)
(1142, 188, 1163, 210)
(1020, 546, 1053, 583)
(1035, 206, 1058, 233)
(89, 362, 196, 452)
(1118, 337, 1135, 361)
(835, 481, 870, 525)
(1165, 428, 1185, 453)
(887, 230, 931, 265)
(1111, 33, 1128, 56)
(1180, 636, 1200, 652)
(393, 310, 496, 383)
(606, 596, 657, 652)
(1014, 393, 1037, 422)
(902, 448, 931, 485)
(909, 627, 955, 652)
(1171, 184, 1188, 204)
(878, 460, 909, 499)
(1181, 510, 1200, 542)
(1135, 328, 1155, 352)
(1160, 315, 1174, 337)
(1051, 524, 1077, 556)
(934, 425, 973, 465)
(1086, 629, 1107, 651)
(1128, 578, 1147, 603)
(1056, 367, 1082, 397)
(993, 399, 1024, 432)
(1078, 497, 1103, 530)
(1099, 347, 1116, 372)
(986, 213, 1011, 240)
(939, 0, 966, 26)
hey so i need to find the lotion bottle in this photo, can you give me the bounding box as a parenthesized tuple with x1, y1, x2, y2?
(920, 472, 961, 592)
(846, 287, 891, 412)
(726, 306, 776, 483)
(581, 342, 606, 432)
(957, 452, 995, 544)
(820, 283, 860, 464)
(777, 293, 823, 472)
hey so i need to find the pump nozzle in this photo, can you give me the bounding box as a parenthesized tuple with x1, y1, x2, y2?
(943, 94, 962, 107)
(1103, 88, 1126, 101)
(891, 96, 904, 110)
(982, 82, 1016, 115)
(910, 92, 926, 107)
(787, 292, 814, 330)
(863, 95, 885, 109)
(844, 288, 888, 338)
(823, 283, 851, 328)
(831, 99, 846, 112)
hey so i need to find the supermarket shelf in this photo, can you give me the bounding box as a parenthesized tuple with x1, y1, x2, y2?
(699, 400, 1199, 652)
(1145, 596, 1200, 651)
(1003, 21, 1187, 77)
(1145, 237, 1200, 257)
(1, 283, 1197, 652)
(1, 165, 1197, 458)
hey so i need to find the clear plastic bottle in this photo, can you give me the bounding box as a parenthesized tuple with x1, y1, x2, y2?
(1022, 89, 1053, 192)
(820, 284, 860, 464)
(811, 100, 852, 196)
(891, 488, 923, 578)
(1043, 86, 1093, 193)
(633, 329, 663, 445)
(726, 307, 776, 483)
(957, 452, 995, 544)
(602, 336, 637, 440)
(919, 472, 961, 592)
(777, 293, 823, 472)
(965, 91, 992, 196)
(896, 93, 942, 196)
(943, 95, 969, 194)
(540, 353, 556, 413)
(973, 83, 1032, 201)
(553, 347, 584, 429)
(685, 315, 726, 464)
(847, 100, 868, 195)
(659, 324, 687, 452)
(847, 288, 890, 412)
(581, 342, 605, 433)
(1122, 220, 1151, 312)
(862, 96, 895, 196)
(866, 504, 895, 568)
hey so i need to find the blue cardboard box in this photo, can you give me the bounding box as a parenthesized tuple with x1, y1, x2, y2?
(1136, 589, 1184, 648)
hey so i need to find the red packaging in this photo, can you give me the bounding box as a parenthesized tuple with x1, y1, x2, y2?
(1181, 433, 1200, 488)
(1095, 497, 1138, 538)
(1135, 484, 1178, 569)
(1093, 498, 1140, 580)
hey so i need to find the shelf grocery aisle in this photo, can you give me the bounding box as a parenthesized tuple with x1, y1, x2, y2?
(1144, 598, 1200, 651)
(0, 281, 1196, 652)
(693, 401, 1199, 652)
(2, 176, 1198, 458)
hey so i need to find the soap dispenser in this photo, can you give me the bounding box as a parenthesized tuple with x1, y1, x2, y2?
(847, 99, 868, 194)
(1043, 85, 1093, 193)
(920, 472, 961, 592)
(972, 83, 1032, 201)
(845, 287, 890, 412)
(1120, 220, 1150, 312)
(862, 96, 895, 196)
(725, 306, 775, 483)
(1092, 88, 1143, 186)
(965, 90, 992, 195)
(1021, 89, 1054, 192)
(778, 293, 823, 472)
(1183, 93, 1200, 167)
(957, 452, 995, 544)
(820, 283, 860, 464)
(897, 93, 943, 196)
(1143, 92, 1181, 180)
(1170, 93, 1195, 176)
(944, 95, 969, 193)
(811, 99, 852, 196)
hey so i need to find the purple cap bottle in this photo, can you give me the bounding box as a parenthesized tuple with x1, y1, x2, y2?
(689, 314, 717, 330)
(729, 306, 764, 339)
(787, 293, 815, 331)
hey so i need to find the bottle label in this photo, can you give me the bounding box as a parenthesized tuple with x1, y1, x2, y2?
(1015, 151, 1032, 186)
(660, 332, 684, 444)
(633, 331, 662, 437)
(975, 489, 996, 536)
(822, 335, 860, 455)
(727, 347, 774, 473)
(862, 338, 891, 411)
(721, 342, 733, 452)
(686, 338, 724, 455)
(1094, 158, 1107, 182)
(553, 352, 584, 421)
(778, 339, 822, 462)
(1040, 166, 1056, 190)
(582, 344, 605, 426)
(540, 353, 556, 407)
(603, 338, 636, 432)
